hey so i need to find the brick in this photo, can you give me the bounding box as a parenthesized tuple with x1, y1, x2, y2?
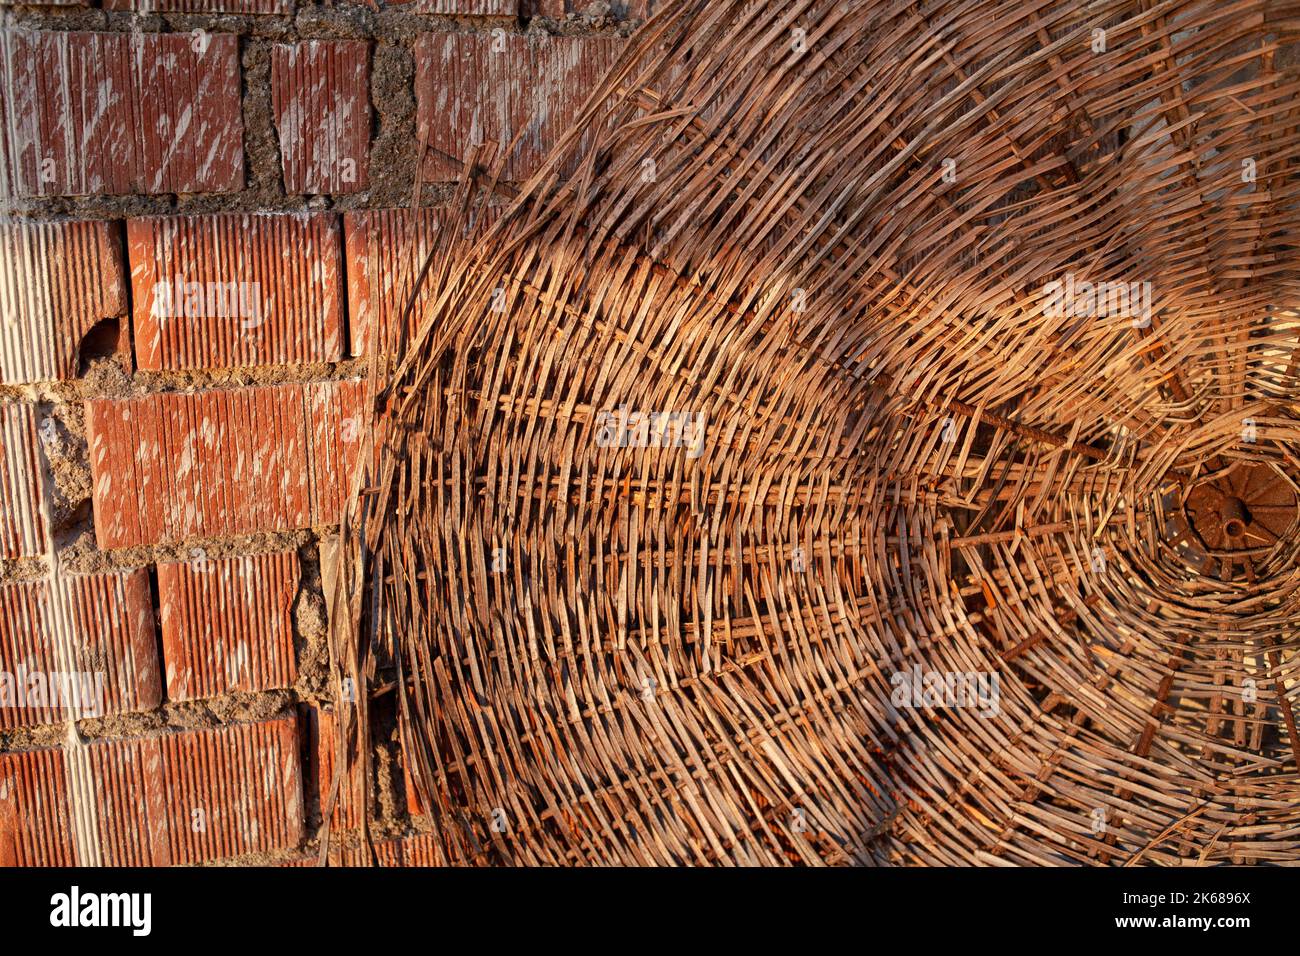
(103, 0, 291, 11)
(271, 41, 371, 195)
(95, 717, 303, 865)
(0, 220, 128, 385)
(0, 749, 75, 866)
(400, 730, 434, 819)
(0, 718, 302, 866)
(0, 402, 48, 559)
(158, 551, 299, 701)
(522, 0, 654, 16)
(331, 832, 449, 866)
(128, 212, 344, 371)
(0, 569, 161, 730)
(371, 832, 447, 865)
(87, 381, 365, 550)
(402, 752, 424, 818)
(393, 0, 516, 12)
(343, 207, 500, 355)
(306, 706, 365, 829)
(0, 31, 243, 198)
(414, 32, 622, 181)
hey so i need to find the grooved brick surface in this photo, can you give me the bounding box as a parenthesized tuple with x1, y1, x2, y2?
(87, 717, 303, 865)
(402, 742, 424, 817)
(103, 0, 292, 11)
(271, 41, 372, 195)
(332, 832, 448, 866)
(0, 569, 161, 730)
(0, 402, 47, 560)
(0, 718, 302, 866)
(0, 748, 74, 867)
(414, 32, 622, 181)
(0, 31, 243, 198)
(523, 0, 654, 15)
(306, 706, 363, 829)
(343, 207, 499, 355)
(0, 219, 128, 385)
(158, 551, 299, 701)
(87, 381, 365, 550)
(128, 212, 344, 371)
(394, 0, 516, 12)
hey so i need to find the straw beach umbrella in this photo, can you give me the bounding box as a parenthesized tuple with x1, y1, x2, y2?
(327, 0, 1300, 865)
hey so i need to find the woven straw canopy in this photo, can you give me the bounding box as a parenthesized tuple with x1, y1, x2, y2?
(331, 0, 1300, 865)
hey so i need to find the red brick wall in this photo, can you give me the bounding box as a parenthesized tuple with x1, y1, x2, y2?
(0, 0, 637, 866)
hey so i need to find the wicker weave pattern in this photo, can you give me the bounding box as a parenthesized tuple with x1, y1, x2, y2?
(328, 0, 1300, 865)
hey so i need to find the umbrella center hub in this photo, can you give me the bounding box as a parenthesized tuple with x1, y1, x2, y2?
(1217, 496, 1250, 539)
(1177, 462, 1298, 576)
